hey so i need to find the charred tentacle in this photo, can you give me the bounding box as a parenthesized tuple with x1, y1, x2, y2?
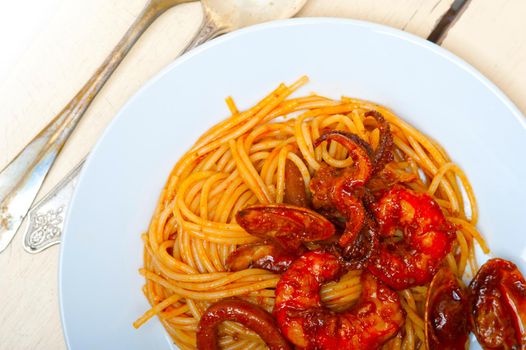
(197, 299, 292, 350)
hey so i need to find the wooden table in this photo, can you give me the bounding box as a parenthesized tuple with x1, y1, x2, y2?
(0, 0, 524, 348)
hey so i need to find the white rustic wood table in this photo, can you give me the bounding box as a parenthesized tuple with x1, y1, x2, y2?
(0, 0, 524, 348)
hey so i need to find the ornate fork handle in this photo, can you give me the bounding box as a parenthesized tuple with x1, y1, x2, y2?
(0, 0, 195, 253)
(23, 161, 84, 253)
(21, 3, 229, 253)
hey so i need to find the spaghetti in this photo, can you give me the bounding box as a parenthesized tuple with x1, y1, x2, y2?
(135, 77, 487, 350)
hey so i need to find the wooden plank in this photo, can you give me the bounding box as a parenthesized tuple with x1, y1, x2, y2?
(441, 0, 526, 114)
(0, 3, 202, 349)
(0, 1, 203, 195)
(299, 0, 454, 37)
(0, 1, 457, 349)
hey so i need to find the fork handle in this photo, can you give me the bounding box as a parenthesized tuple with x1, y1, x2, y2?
(21, 1, 227, 253)
(0, 0, 191, 252)
(183, 4, 230, 53)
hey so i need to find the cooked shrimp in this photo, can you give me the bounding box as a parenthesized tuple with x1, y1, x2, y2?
(274, 251, 404, 349)
(368, 185, 456, 289)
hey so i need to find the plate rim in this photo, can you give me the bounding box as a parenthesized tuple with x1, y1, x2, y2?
(58, 16, 526, 349)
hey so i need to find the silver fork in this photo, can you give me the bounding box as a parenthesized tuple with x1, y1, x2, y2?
(0, 0, 195, 253)
(23, 160, 85, 253)
(19, 0, 308, 253)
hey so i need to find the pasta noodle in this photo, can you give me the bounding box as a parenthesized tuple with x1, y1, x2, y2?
(135, 77, 486, 349)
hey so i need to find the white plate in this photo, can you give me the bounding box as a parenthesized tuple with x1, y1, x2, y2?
(60, 18, 526, 349)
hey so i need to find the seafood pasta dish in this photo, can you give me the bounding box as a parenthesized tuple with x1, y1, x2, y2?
(134, 77, 526, 349)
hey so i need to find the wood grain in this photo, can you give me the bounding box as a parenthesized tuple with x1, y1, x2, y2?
(299, 0, 454, 37)
(2, 0, 521, 349)
(441, 0, 526, 114)
(0, 2, 202, 349)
